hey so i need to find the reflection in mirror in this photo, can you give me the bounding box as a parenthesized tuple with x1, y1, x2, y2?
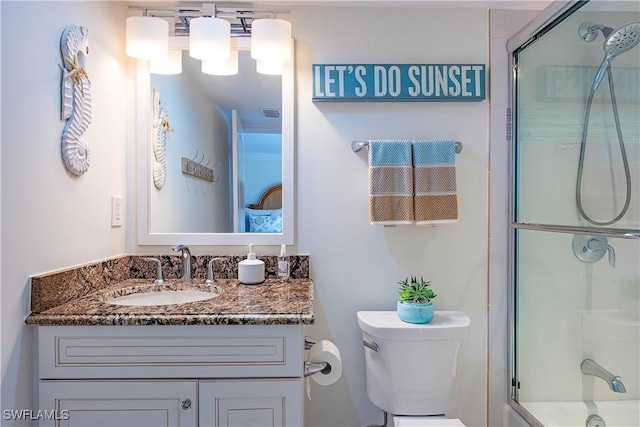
(136, 41, 294, 246)
(149, 50, 281, 234)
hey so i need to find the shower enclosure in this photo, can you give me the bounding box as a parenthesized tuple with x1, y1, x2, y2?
(507, 1, 639, 426)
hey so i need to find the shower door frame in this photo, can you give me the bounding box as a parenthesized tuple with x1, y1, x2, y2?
(506, 3, 583, 426)
(504, 0, 640, 425)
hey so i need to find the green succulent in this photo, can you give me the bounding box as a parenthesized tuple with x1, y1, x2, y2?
(397, 276, 436, 304)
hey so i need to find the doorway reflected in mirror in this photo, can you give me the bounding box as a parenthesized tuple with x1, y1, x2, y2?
(149, 50, 282, 234)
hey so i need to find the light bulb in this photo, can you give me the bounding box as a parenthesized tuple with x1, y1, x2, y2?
(189, 17, 231, 61)
(256, 59, 283, 75)
(126, 16, 168, 60)
(150, 49, 182, 74)
(202, 50, 239, 75)
(251, 19, 291, 62)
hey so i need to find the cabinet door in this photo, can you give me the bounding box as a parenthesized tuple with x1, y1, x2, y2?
(39, 380, 197, 427)
(199, 379, 302, 427)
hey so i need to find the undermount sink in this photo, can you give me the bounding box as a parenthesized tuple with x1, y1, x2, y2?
(108, 290, 218, 306)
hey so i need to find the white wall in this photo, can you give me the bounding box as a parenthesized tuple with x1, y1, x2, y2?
(149, 69, 233, 233)
(291, 6, 489, 426)
(0, 1, 128, 421)
(243, 132, 282, 206)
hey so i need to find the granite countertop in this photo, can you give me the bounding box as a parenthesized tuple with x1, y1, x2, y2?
(26, 278, 314, 326)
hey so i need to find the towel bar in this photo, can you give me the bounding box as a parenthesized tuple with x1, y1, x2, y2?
(351, 140, 462, 154)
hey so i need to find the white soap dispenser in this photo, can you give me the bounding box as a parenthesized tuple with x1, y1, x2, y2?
(238, 244, 265, 284)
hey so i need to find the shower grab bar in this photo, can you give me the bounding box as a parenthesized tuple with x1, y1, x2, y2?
(511, 223, 640, 239)
(351, 140, 462, 154)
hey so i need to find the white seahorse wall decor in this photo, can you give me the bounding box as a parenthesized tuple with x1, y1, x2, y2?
(152, 88, 169, 189)
(60, 25, 91, 176)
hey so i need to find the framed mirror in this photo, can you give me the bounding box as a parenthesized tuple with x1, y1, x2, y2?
(136, 38, 294, 246)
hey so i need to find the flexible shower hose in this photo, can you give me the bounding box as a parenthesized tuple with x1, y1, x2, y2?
(576, 66, 632, 226)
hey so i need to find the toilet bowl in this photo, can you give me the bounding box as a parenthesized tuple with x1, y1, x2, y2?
(357, 311, 470, 427)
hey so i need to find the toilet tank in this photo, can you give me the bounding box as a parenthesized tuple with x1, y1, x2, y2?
(357, 311, 470, 416)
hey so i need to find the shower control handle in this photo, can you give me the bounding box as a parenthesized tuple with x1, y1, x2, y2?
(572, 235, 615, 268)
(588, 239, 615, 268)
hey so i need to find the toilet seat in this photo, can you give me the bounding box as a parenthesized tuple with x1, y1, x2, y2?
(393, 416, 466, 427)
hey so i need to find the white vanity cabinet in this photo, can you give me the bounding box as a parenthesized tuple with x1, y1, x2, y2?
(35, 325, 304, 427)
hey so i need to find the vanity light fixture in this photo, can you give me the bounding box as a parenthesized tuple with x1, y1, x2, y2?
(150, 49, 183, 75)
(202, 50, 239, 75)
(126, 4, 291, 75)
(126, 16, 168, 60)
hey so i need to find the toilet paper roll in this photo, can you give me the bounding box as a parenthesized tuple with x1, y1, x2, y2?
(307, 340, 342, 386)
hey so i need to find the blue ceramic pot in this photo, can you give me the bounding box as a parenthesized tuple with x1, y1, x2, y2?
(397, 301, 434, 324)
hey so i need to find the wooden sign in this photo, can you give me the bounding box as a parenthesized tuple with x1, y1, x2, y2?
(181, 157, 215, 182)
(312, 64, 485, 102)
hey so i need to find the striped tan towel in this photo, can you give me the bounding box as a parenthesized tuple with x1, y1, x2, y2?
(413, 140, 458, 225)
(369, 140, 414, 225)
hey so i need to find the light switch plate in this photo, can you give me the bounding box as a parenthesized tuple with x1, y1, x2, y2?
(111, 196, 123, 227)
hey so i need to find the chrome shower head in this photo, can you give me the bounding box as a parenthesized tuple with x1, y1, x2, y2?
(581, 22, 640, 91)
(604, 22, 640, 57)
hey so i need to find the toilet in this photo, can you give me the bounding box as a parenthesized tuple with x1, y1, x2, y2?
(357, 311, 471, 427)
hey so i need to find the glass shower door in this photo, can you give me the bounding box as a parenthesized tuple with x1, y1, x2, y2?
(510, 1, 640, 426)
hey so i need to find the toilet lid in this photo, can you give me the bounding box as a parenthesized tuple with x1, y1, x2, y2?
(393, 417, 465, 427)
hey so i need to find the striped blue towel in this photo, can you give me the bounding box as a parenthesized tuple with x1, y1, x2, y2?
(412, 140, 458, 224)
(369, 140, 414, 225)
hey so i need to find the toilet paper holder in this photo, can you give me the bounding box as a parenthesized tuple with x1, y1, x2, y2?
(304, 336, 317, 350)
(304, 360, 331, 377)
(303, 336, 331, 378)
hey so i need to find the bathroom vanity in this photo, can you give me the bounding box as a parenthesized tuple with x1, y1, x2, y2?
(35, 323, 304, 427)
(26, 255, 313, 427)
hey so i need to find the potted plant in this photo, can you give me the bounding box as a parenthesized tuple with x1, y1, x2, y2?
(396, 276, 436, 324)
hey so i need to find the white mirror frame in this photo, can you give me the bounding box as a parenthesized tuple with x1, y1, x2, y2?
(136, 38, 294, 246)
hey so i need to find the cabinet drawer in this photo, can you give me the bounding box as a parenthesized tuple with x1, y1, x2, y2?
(37, 325, 303, 379)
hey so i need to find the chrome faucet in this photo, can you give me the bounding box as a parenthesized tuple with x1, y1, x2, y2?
(172, 245, 192, 281)
(206, 258, 226, 284)
(581, 359, 627, 393)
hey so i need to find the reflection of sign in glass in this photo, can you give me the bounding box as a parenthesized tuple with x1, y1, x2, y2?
(312, 64, 485, 101)
(541, 65, 640, 102)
